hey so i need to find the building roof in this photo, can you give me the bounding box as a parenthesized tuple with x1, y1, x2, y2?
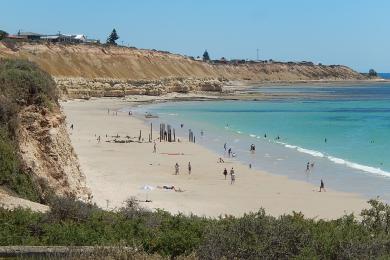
(17, 32, 43, 36)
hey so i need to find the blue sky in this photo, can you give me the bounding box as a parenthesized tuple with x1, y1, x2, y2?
(1, 0, 389, 72)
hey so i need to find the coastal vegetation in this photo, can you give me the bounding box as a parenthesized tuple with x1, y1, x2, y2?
(0, 59, 58, 202)
(202, 50, 210, 61)
(106, 28, 119, 45)
(369, 68, 378, 77)
(0, 30, 7, 40)
(1, 197, 390, 258)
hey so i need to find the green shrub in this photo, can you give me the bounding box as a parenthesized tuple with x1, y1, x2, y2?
(0, 128, 39, 201)
(0, 59, 58, 201)
(2, 199, 390, 258)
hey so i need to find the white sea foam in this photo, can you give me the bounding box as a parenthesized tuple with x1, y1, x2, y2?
(236, 131, 242, 134)
(284, 144, 298, 149)
(280, 141, 390, 177)
(296, 147, 325, 158)
(249, 134, 256, 138)
(327, 156, 390, 177)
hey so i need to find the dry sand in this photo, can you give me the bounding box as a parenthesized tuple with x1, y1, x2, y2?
(62, 98, 368, 219)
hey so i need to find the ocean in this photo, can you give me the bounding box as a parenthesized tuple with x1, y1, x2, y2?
(133, 83, 390, 201)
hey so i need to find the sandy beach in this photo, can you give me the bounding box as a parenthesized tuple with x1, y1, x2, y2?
(61, 98, 368, 219)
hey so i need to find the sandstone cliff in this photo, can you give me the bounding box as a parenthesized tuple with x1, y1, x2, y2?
(16, 105, 90, 201)
(0, 42, 365, 81)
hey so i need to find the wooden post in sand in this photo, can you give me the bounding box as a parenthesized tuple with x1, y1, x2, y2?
(167, 125, 172, 142)
(159, 124, 162, 142)
(173, 129, 176, 142)
(139, 130, 141, 142)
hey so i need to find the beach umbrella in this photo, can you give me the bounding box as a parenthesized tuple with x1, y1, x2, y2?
(140, 185, 154, 201)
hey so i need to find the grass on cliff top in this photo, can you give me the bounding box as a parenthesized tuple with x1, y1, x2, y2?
(1, 196, 390, 259)
(0, 59, 58, 202)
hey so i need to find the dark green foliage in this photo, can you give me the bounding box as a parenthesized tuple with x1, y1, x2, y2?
(0, 30, 7, 40)
(369, 69, 377, 77)
(203, 50, 210, 61)
(0, 59, 58, 109)
(106, 28, 119, 45)
(0, 127, 40, 201)
(2, 197, 390, 258)
(0, 59, 57, 201)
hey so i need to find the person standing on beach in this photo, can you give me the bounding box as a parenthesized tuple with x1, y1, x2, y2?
(224, 143, 227, 152)
(70, 124, 74, 130)
(188, 162, 192, 175)
(319, 179, 326, 192)
(230, 167, 235, 184)
(153, 142, 157, 153)
(175, 163, 180, 175)
(306, 162, 310, 172)
(228, 148, 232, 157)
(223, 168, 228, 179)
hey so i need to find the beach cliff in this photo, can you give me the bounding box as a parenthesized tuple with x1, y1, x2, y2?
(0, 42, 368, 99)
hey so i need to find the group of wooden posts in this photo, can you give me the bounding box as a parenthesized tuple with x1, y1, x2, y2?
(155, 123, 196, 143)
(139, 123, 154, 142)
(159, 123, 176, 142)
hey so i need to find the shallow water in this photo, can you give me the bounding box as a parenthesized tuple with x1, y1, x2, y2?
(131, 83, 390, 201)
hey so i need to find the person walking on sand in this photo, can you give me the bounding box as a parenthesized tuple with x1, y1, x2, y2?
(188, 162, 192, 175)
(70, 124, 74, 130)
(224, 143, 227, 152)
(230, 167, 235, 184)
(175, 163, 180, 175)
(228, 148, 232, 157)
(319, 179, 326, 192)
(223, 168, 228, 179)
(153, 142, 157, 153)
(306, 162, 310, 172)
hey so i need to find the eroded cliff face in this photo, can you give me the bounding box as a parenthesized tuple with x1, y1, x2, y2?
(55, 77, 224, 99)
(0, 42, 365, 81)
(16, 105, 90, 201)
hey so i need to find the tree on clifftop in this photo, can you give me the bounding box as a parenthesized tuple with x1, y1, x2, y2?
(0, 30, 8, 40)
(106, 29, 119, 45)
(203, 50, 210, 61)
(369, 69, 377, 77)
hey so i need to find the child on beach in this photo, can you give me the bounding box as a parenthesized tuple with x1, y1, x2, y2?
(319, 179, 326, 192)
(223, 168, 228, 179)
(230, 168, 235, 184)
(175, 163, 179, 175)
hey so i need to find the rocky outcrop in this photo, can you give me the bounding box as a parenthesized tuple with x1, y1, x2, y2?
(55, 77, 224, 99)
(16, 105, 90, 200)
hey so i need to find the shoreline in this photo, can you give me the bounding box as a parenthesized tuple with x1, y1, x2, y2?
(62, 98, 368, 219)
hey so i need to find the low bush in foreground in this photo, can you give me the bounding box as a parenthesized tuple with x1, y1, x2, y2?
(1, 197, 390, 258)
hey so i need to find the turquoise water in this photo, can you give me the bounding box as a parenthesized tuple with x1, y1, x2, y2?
(133, 83, 390, 200)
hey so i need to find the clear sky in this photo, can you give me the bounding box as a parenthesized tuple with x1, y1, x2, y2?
(1, 0, 389, 72)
